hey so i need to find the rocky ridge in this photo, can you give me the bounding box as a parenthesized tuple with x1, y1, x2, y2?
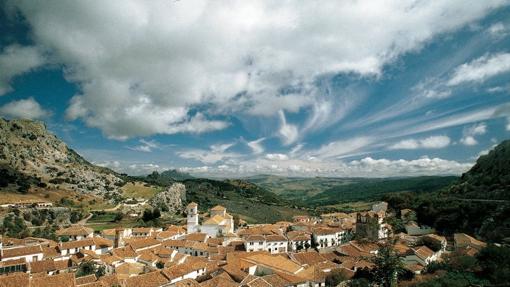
(0, 118, 124, 199)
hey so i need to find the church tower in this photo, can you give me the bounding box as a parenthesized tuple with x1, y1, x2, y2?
(187, 202, 199, 234)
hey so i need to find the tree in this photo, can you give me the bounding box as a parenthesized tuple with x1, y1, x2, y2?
(113, 212, 123, 222)
(372, 243, 404, 287)
(156, 261, 165, 269)
(76, 262, 96, 277)
(476, 244, 510, 285)
(325, 269, 348, 286)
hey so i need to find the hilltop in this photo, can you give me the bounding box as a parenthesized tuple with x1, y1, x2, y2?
(446, 140, 510, 200)
(0, 118, 124, 205)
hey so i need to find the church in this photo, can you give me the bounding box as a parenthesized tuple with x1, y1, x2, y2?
(186, 202, 235, 237)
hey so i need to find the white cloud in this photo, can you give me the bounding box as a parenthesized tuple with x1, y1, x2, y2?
(278, 110, 298, 145)
(460, 122, 487, 146)
(265, 153, 289, 161)
(177, 142, 239, 164)
(180, 155, 472, 178)
(309, 137, 373, 159)
(389, 135, 451, 150)
(488, 22, 509, 38)
(0, 97, 50, 120)
(9, 0, 507, 138)
(246, 137, 265, 154)
(0, 45, 45, 95)
(447, 53, 510, 86)
(128, 139, 159, 152)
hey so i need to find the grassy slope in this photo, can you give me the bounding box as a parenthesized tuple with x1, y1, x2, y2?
(121, 182, 162, 199)
(182, 178, 307, 223)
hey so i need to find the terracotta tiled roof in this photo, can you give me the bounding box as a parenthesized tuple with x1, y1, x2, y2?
(91, 237, 113, 248)
(31, 273, 76, 287)
(203, 215, 226, 225)
(290, 251, 326, 266)
(75, 274, 97, 285)
(187, 202, 198, 208)
(59, 239, 95, 250)
(414, 246, 434, 260)
(286, 231, 311, 241)
(245, 235, 265, 242)
(112, 246, 137, 259)
(184, 233, 208, 242)
(199, 272, 238, 287)
(29, 260, 56, 273)
(261, 274, 291, 287)
(454, 233, 487, 250)
(0, 272, 30, 287)
(162, 239, 187, 248)
(242, 254, 303, 274)
(98, 274, 120, 287)
(2, 244, 43, 259)
(313, 227, 342, 236)
(210, 205, 226, 211)
(56, 226, 93, 237)
(0, 258, 26, 268)
(125, 238, 161, 251)
(265, 235, 287, 242)
(175, 279, 200, 287)
(123, 271, 169, 287)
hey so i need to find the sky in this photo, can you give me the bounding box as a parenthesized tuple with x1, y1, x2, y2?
(0, 1, 509, 178)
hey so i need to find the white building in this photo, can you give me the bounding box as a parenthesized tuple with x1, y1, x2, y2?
(312, 227, 347, 250)
(0, 244, 44, 263)
(244, 235, 288, 254)
(186, 203, 234, 237)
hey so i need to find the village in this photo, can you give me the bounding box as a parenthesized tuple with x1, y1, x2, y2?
(0, 201, 487, 287)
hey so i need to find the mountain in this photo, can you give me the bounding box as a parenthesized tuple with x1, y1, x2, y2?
(383, 140, 510, 242)
(0, 118, 124, 202)
(446, 140, 510, 200)
(182, 177, 307, 223)
(247, 174, 457, 205)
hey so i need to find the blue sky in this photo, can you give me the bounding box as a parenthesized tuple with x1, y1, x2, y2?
(0, 1, 509, 177)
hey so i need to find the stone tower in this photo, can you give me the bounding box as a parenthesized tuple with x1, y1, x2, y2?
(187, 202, 199, 234)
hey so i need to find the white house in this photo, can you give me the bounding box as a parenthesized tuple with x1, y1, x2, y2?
(265, 235, 288, 254)
(58, 237, 113, 257)
(287, 231, 312, 252)
(0, 245, 44, 263)
(312, 227, 347, 250)
(56, 226, 94, 241)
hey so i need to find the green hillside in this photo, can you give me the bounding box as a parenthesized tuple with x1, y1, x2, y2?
(384, 140, 510, 242)
(446, 140, 510, 200)
(248, 175, 457, 205)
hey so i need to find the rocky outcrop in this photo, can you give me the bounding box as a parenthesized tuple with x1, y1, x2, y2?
(0, 118, 124, 199)
(149, 183, 186, 213)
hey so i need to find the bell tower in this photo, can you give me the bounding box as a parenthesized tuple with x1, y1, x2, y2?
(187, 202, 199, 234)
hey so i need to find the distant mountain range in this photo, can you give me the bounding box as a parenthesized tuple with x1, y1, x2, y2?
(246, 174, 458, 205)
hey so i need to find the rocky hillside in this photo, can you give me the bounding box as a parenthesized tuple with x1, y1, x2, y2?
(0, 118, 124, 200)
(149, 183, 187, 213)
(447, 140, 510, 200)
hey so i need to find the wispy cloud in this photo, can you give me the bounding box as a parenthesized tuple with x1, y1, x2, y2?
(278, 110, 299, 146)
(447, 53, 510, 86)
(128, 139, 160, 153)
(246, 137, 266, 155)
(389, 135, 451, 150)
